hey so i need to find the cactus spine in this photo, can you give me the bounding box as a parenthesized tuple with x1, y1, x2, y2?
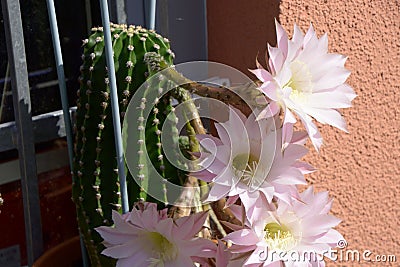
(72, 24, 180, 265)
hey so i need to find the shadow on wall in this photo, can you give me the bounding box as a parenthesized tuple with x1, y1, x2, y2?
(207, 0, 281, 81)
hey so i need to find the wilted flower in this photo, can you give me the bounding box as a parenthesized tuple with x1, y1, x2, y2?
(224, 187, 344, 266)
(95, 202, 216, 267)
(250, 21, 356, 150)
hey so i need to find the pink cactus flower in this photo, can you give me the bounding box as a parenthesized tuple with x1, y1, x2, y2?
(224, 187, 344, 267)
(95, 202, 216, 267)
(194, 107, 313, 220)
(250, 21, 356, 151)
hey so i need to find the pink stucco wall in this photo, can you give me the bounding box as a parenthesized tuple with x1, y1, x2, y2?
(208, 1, 399, 265)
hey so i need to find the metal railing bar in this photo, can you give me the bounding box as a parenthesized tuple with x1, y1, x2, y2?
(0, 107, 77, 153)
(1, 0, 43, 265)
(45, 1, 90, 265)
(202, 0, 208, 60)
(45, 0, 73, 178)
(0, 67, 53, 84)
(145, 0, 157, 30)
(99, 0, 129, 214)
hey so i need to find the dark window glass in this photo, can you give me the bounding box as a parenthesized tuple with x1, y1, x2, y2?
(0, 0, 89, 124)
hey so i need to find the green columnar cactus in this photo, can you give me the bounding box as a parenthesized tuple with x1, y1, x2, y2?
(72, 24, 180, 265)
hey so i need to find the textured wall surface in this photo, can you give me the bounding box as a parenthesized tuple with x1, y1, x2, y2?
(207, 1, 280, 75)
(208, 0, 399, 265)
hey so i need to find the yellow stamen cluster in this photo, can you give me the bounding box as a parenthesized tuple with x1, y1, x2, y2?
(282, 60, 313, 103)
(232, 153, 260, 187)
(264, 222, 297, 251)
(147, 232, 178, 265)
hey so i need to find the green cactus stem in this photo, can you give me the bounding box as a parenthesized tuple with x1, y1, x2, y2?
(72, 24, 178, 265)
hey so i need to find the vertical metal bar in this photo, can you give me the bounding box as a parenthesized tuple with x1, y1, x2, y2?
(1, 0, 43, 265)
(98, 0, 129, 214)
(45, 1, 89, 266)
(202, 0, 208, 60)
(145, 0, 157, 30)
(45, 0, 73, 182)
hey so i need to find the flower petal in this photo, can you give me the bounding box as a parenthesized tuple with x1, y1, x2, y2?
(259, 81, 279, 101)
(268, 44, 285, 75)
(179, 238, 217, 258)
(249, 68, 274, 83)
(314, 67, 351, 90)
(314, 229, 344, 246)
(175, 211, 209, 239)
(294, 110, 323, 151)
(301, 215, 341, 236)
(275, 19, 289, 57)
(116, 253, 149, 267)
(192, 169, 215, 182)
(206, 183, 230, 202)
(224, 229, 260, 246)
(256, 102, 280, 120)
(102, 240, 139, 258)
(197, 134, 223, 148)
(301, 107, 348, 132)
(281, 108, 297, 147)
(307, 91, 353, 109)
(215, 240, 230, 267)
(111, 210, 134, 231)
(95, 226, 137, 245)
(226, 194, 240, 207)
